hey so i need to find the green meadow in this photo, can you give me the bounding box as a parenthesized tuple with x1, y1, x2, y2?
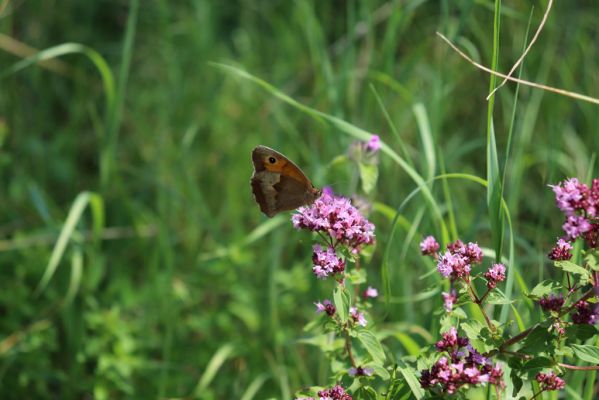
(1, 0, 598, 398)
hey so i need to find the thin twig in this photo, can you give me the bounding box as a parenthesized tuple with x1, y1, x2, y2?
(558, 363, 599, 371)
(487, 0, 553, 100)
(435, 32, 599, 106)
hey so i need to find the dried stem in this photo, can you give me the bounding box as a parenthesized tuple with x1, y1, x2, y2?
(435, 32, 599, 106)
(558, 363, 599, 371)
(486, 0, 553, 99)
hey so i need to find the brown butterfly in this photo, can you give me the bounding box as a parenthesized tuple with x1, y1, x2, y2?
(251, 145, 321, 217)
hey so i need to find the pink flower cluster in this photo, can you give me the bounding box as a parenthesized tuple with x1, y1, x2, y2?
(548, 238, 573, 261)
(365, 135, 381, 152)
(420, 327, 504, 395)
(312, 245, 345, 279)
(442, 290, 457, 312)
(571, 300, 599, 325)
(317, 384, 352, 400)
(420, 235, 440, 256)
(535, 371, 565, 391)
(539, 294, 565, 313)
(350, 306, 367, 327)
(293, 192, 375, 252)
(483, 263, 506, 289)
(550, 178, 599, 245)
(315, 299, 336, 317)
(436, 239, 483, 279)
(348, 366, 374, 377)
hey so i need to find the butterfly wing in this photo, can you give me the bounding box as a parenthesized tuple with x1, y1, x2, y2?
(251, 146, 319, 217)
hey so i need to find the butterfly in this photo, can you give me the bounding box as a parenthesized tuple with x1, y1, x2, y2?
(250, 145, 321, 217)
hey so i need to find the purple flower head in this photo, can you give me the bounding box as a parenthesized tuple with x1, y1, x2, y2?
(350, 306, 367, 327)
(348, 366, 374, 377)
(363, 286, 378, 298)
(437, 251, 470, 279)
(365, 135, 381, 152)
(563, 215, 592, 240)
(442, 290, 457, 312)
(572, 300, 599, 325)
(539, 294, 565, 313)
(435, 327, 469, 351)
(322, 186, 335, 196)
(293, 192, 375, 252)
(317, 385, 352, 400)
(548, 238, 573, 261)
(536, 372, 565, 391)
(483, 263, 506, 289)
(466, 344, 488, 366)
(420, 235, 440, 257)
(312, 245, 345, 279)
(588, 178, 599, 217)
(420, 353, 503, 394)
(315, 299, 336, 316)
(488, 365, 504, 387)
(447, 240, 482, 264)
(550, 178, 589, 216)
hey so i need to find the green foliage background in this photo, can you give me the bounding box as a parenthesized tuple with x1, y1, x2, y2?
(0, 0, 598, 398)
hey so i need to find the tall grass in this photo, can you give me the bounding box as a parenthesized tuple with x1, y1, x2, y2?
(0, 0, 598, 398)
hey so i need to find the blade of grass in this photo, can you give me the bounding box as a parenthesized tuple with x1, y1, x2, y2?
(193, 343, 235, 396)
(34, 192, 104, 296)
(100, 0, 139, 187)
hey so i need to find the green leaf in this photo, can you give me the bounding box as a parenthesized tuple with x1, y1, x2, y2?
(357, 330, 386, 363)
(572, 344, 599, 364)
(359, 162, 378, 194)
(334, 286, 350, 323)
(521, 356, 554, 371)
(486, 290, 516, 304)
(584, 250, 599, 271)
(368, 363, 391, 381)
(565, 324, 598, 342)
(461, 320, 485, 342)
(396, 361, 425, 400)
(528, 280, 561, 300)
(554, 260, 591, 277)
(519, 326, 551, 355)
(354, 386, 378, 400)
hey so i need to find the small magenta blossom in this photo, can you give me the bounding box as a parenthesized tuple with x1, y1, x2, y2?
(420, 235, 440, 256)
(447, 240, 483, 265)
(563, 215, 592, 239)
(442, 290, 457, 312)
(550, 178, 589, 216)
(483, 263, 506, 289)
(312, 245, 345, 279)
(571, 300, 599, 325)
(364, 286, 378, 298)
(536, 372, 565, 391)
(350, 306, 367, 327)
(317, 385, 352, 400)
(420, 332, 505, 395)
(539, 294, 565, 313)
(348, 366, 374, 377)
(437, 251, 470, 279)
(293, 192, 375, 252)
(315, 299, 336, 316)
(366, 135, 381, 152)
(548, 238, 573, 261)
(435, 327, 469, 351)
